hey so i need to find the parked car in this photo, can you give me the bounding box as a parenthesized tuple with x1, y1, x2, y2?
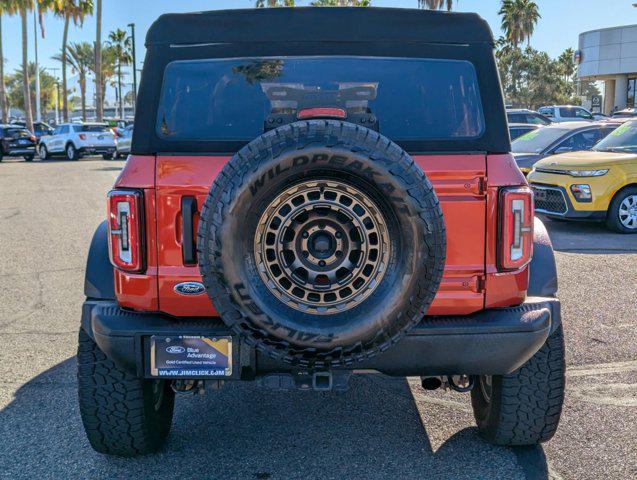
(78, 8, 565, 457)
(528, 119, 637, 232)
(592, 113, 608, 121)
(114, 125, 133, 158)
(0, 124, 37, 161)
(509, 122, 541, 141)
(538, 105, 595, 122)
(506, 108, 552, 125)
(13, 121, 54, 142)
(512, 121, 621, 173)
(611, 108, 636, 119)
(38, 122, 116, 160)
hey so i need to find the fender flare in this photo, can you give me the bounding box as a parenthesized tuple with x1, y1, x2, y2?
(84, 221, 115, 300)
(528, 217, 558, 297)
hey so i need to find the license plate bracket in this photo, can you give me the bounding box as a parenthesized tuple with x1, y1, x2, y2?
(149, 335, 233, 378)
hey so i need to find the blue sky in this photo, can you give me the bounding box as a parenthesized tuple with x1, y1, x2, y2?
(1, 0, 636, 92)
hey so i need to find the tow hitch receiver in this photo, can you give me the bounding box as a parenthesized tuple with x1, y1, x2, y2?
(260, 371, 351, 391)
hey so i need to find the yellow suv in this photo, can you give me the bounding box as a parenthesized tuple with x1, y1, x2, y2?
(528, 119, 637, 233)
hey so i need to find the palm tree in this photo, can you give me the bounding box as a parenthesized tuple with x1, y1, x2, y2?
(94, 0, 102, 120)
(499, 0, 540, 48)
(310, 0, 370, 5)
(16, 0, 35, 132)
(418, 0, 453, 10)
(53, 0, 93, 122)
(89, 43, 116, 113)
(107, 28, 132, 118)
(0, 1, 18, 123)
(255, 0, 294, 6)
(53, 41, 92, 120)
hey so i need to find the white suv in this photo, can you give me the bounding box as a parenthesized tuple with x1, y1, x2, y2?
(538, 105, 595, 123)
(38, 123, 117, 161)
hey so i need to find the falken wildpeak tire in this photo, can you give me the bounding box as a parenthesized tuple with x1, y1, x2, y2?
(77, 328, 175, 457)
(197, 120, 446, 368)
(471, 325, 566, 446)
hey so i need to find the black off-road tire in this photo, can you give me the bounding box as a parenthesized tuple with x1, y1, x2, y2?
(606, 186, 637, 233)
(471, 325, 566, 446)
(198, 120, 446, 368)
(77, 328, 175, 457)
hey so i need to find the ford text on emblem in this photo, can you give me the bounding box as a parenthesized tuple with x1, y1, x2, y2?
(174, 282, 206, 296)
(166, 346, 185, 354)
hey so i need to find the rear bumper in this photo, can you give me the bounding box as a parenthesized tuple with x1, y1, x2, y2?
(81, 296, 561, 379)
(78, 146, 116, 155)
(4, 147, 35, 155)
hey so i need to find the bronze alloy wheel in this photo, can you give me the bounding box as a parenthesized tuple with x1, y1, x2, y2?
(254, 180, 390, 315)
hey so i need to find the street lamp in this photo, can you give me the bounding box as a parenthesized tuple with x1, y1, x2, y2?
(44, 67, 60, 124)
(128, 23, 137, 111)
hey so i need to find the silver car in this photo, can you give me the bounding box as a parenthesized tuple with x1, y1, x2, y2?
(512, 121, 620, 173)
(115, 125, 133, 159)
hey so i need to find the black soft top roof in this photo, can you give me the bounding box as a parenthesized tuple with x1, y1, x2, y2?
(146, 7, 494, 47)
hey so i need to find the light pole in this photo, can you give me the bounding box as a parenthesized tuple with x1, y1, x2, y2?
(128, 23, 137, 111)
(45, 67, 60, 124)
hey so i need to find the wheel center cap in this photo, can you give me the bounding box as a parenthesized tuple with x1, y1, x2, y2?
(309, 232, 334, 259)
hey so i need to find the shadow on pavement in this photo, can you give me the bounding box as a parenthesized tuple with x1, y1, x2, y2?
(1, 358, 550, 480)
(541, 215, 637, 254)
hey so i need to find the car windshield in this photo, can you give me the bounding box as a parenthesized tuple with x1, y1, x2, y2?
(511, 127, 570, 153)
(593, 121, 637, 153)
(156, 56, 485, 142)
(77, 124, 111, 133)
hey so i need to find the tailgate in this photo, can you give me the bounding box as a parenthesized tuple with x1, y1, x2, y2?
(155, 154, 486, 317)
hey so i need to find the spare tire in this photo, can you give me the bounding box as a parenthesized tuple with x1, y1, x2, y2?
(198, 120, 446, 368)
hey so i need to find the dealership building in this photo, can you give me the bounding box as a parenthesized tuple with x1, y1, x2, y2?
(577, 24, 637, 114)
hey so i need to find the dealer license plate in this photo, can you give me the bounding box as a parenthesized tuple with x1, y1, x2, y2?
(150, 335, 232, 377)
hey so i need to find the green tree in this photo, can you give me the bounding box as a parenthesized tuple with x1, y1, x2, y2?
(418, 0, 453, 10)
(310, 0, 370, 5)
(499, 0, 541, 48)
(53, 41, 92, 120)
(107, 28, 132, 118)
(89, 43, 116, 112)
(7, 62, 58, 115)
(52, 0, 93, 122)
(255, 0, 294, 6)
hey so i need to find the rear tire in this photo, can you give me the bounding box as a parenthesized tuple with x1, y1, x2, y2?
(471, 325, 565, 446)
(77, 328, 175, 457)
(606, 186, 637, 233)
(24, 154, 34, 162)
(39, 144, 49, 160)
(66, 143, 79, 161)
(102, 153, 113, 160)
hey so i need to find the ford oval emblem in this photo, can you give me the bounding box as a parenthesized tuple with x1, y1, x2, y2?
(174, 282, 206, 296)
(166, 346, 185, 354)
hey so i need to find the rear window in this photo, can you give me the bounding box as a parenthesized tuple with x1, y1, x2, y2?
(4, 128, 31, 138)
(76, 124, 111, 133)
(156, 56, 485, 143)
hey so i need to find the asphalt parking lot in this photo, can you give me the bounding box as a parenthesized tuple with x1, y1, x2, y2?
(0, 157, 635, 480)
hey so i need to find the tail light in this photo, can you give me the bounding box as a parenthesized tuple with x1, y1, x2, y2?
(107, 190, 144, 272)
(498, 186, 534, 270)
(79, 134, 87, 140)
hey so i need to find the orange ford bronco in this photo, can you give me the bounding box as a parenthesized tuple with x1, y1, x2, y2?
(79, 8, 565, 457)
